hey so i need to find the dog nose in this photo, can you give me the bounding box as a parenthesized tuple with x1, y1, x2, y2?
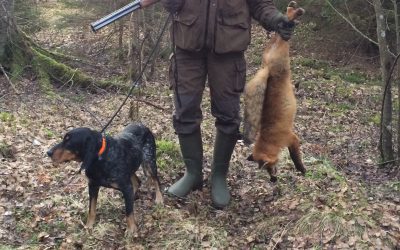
(47, 150, 53, 157)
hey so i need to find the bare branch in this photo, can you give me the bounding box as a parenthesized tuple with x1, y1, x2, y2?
(325, 0, 378, 46)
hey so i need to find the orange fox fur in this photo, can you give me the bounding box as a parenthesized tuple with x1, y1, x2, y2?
(243, 1, 306, 182)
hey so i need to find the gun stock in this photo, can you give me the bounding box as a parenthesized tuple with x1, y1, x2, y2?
(90, 0, 160, 32)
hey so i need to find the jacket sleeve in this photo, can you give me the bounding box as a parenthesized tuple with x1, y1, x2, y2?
(247, 0, 280, 31)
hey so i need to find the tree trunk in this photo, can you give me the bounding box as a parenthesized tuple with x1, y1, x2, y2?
(128, 10, 143, 83)
(0, 0, 15, 68)
(392, 0, 400, 163)
(375, 0, 394, 163)
(0, 0, 123, 93)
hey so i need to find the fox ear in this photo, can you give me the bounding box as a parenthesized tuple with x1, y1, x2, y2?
(247, 154, 255, 161)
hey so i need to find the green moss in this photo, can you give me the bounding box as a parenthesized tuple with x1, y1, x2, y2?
(387, 181, 400, 192)
(1, 26, 145, 100)
(341, 71, 366, 84)
(33, 59, 55, 98)
(32, 48, 92, 86)
(0, 141, 15, 159)
(0, 245, 17, 250)
(0, 112, 14, 122)
(43, 128, 56, 139)
(6, 34, 32, 81)
(369, 113, 380, 125)
(296, 58, 330, 70)
(305, 159, 346, 184)
(156, 139, 182, 170)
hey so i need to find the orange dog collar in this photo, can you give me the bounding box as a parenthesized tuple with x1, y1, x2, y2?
(98, 137, 106, 156)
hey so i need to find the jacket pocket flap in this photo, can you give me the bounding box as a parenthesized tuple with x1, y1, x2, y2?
(175, 13, 198, 26)
(235, 59, 246, 72)
(221, 15, 249, 29)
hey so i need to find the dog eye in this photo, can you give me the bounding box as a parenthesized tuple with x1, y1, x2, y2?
(64, 135, 70, 141)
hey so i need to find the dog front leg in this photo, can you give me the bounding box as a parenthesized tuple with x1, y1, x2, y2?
(86, 182, 99, 228)
(121, 184, 137, 235)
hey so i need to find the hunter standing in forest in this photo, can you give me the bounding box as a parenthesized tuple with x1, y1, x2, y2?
(162, 0, 296, 208)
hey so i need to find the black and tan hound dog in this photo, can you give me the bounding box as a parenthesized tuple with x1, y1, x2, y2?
(47, 123, 163, 234)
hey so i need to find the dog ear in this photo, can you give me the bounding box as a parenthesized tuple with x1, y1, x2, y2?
(80, 134, 100, 171)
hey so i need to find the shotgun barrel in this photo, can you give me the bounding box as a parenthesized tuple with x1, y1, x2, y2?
(90, 0, 160, 32)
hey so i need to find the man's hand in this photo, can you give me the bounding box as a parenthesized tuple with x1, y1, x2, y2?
(269, 12, 296, 41)
(161, 0, 184, 13)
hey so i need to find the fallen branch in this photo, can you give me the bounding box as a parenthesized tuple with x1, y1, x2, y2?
(377, 158, 399, 166)
(0, 64, 19, 94)
(134, 98, 170, 111)
(271, 220, 293, 249)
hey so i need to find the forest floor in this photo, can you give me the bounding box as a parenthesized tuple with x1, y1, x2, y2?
(1, 1, 400, 249)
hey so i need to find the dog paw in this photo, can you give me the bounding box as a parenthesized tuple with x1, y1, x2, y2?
(125, 228, 139, 239)
(85, 219, 95, 229)
(155, 194, 164, 205)
(125, 216, 138, 237)
(84, 224, 94, 233)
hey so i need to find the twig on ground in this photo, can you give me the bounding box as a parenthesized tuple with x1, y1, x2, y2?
(0, 93, 8, 100)
(134, 98, 170, 111)
(271, 220, 293, 249)
(377, 158, 399, 166)
(0, 64, 19, 94)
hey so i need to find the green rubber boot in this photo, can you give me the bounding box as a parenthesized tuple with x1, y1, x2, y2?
(168, 130, 203, 198)
(211, 130, 237, 209)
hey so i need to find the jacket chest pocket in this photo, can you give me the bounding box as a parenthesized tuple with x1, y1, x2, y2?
(172, 0, 207, 51)
(214, 3, 251, 54)
(173, 13, 205, 51)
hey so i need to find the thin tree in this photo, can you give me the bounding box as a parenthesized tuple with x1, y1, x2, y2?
(374, 0, 394, 163)
(392, 0, 400, 164)
(326, 0, 395, 163)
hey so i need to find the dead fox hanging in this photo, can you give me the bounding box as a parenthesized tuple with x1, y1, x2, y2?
(243, 1, 306, 182)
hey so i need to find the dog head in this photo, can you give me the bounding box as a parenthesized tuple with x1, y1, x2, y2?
(47, 128, 102, 169)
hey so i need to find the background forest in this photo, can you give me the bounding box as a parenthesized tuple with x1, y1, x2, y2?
(0, 0, 399, 249)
